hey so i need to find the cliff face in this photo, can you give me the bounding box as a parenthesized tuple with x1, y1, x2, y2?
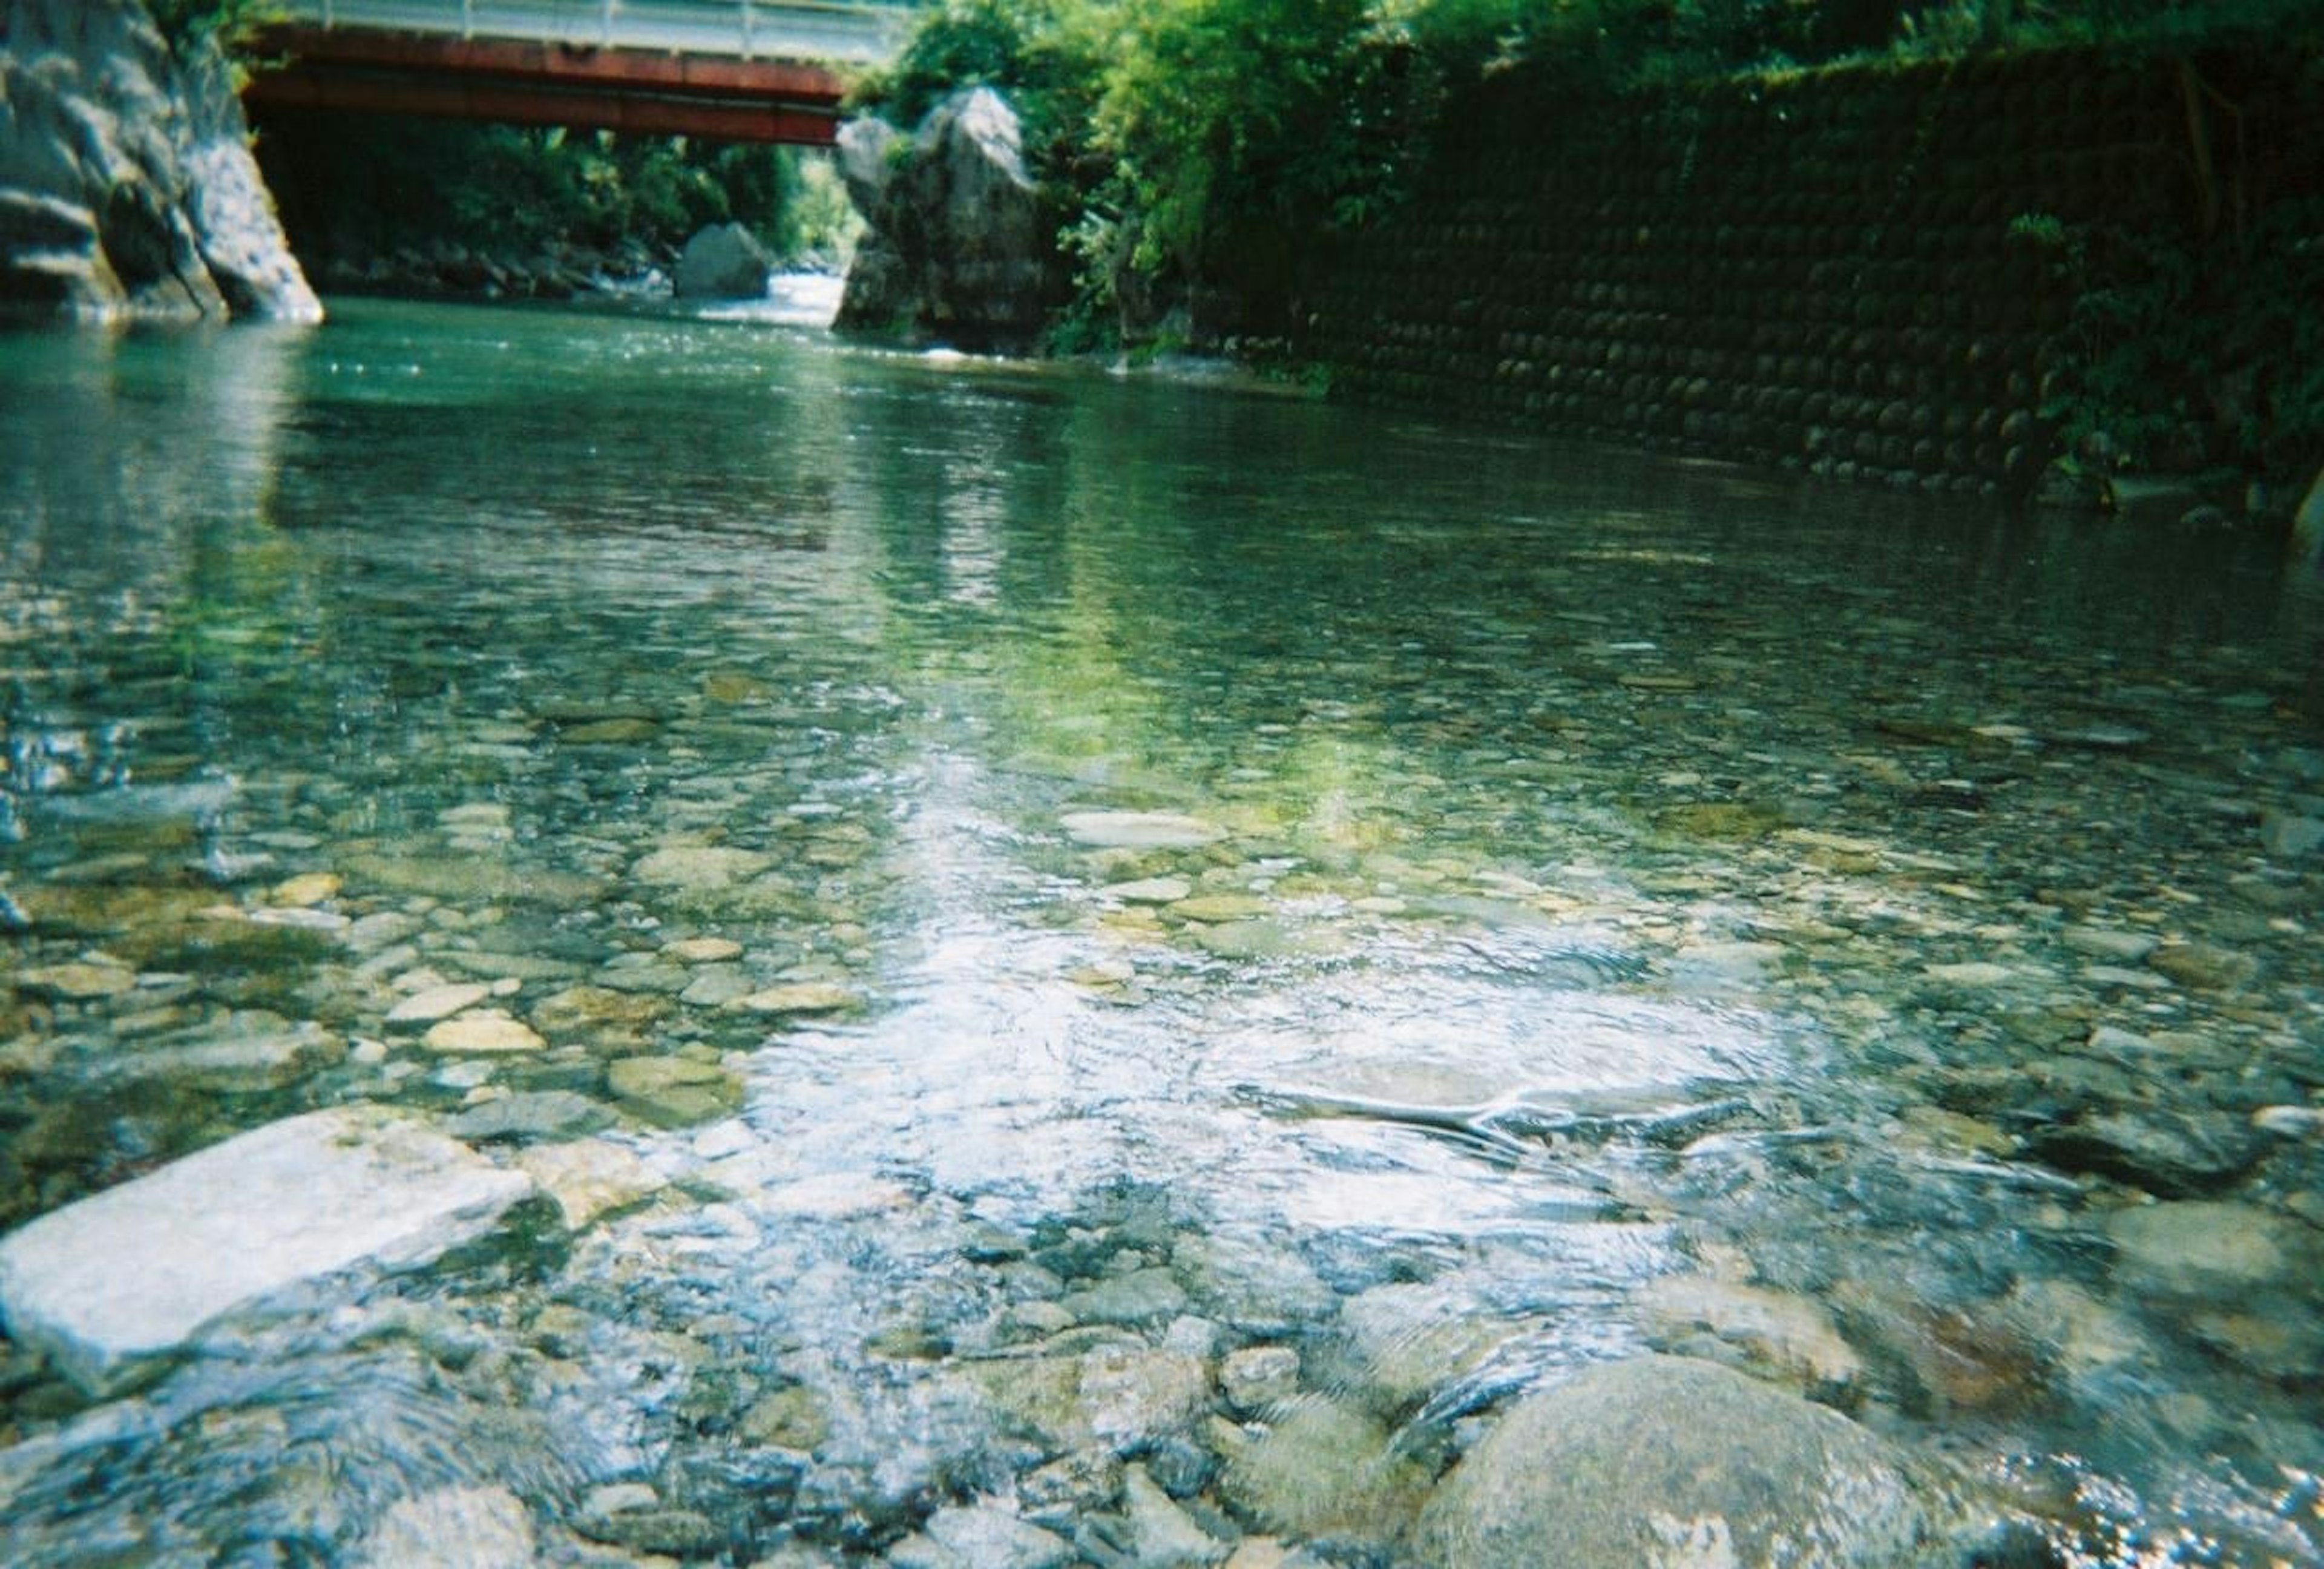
(0, 0, 320, 322)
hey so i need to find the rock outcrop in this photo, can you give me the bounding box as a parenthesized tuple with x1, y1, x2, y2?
(0, 0, 320, 321)
(834, 87, 1062, 352)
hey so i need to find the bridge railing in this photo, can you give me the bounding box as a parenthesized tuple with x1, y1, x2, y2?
(279, 0, 924, 65)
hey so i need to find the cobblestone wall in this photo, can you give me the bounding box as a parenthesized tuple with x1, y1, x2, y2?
(1304, 50, 2200, 495)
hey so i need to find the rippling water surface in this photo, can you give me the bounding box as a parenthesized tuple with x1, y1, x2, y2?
(2, 300, 2322, 1566)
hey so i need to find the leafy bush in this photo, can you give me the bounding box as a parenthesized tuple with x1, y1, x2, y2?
(855, 0, 1980, 340)
(255, 114, 849, 269)
(2017, 200, 2324, 474)
(145, 0, 283, 57)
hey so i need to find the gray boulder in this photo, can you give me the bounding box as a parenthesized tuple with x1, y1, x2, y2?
(675, 221, 773, 299)
(0, 0, 320, 320)
(1412, 1355, 1943, 1569)
(835, 87, 1062, 351)
(835, 113, 899, 223)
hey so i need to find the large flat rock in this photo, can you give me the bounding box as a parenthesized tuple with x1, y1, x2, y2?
(0, 1107, 534, 1395)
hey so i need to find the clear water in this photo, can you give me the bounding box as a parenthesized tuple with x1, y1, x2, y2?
(2, 299, 2321, 1566)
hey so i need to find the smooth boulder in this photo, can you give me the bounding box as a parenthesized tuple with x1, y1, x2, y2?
(0, 1106, 534, 1393)
(1413, 1355, 1940, 1569)
(674, 221, 773, 299)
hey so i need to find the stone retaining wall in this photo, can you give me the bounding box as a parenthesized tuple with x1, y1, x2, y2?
(1302, 50, 2231, 495)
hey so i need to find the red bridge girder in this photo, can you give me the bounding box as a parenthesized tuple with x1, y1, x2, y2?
(243, 25, 850, 145)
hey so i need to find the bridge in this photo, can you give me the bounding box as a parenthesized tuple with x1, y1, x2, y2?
(243, 1, 925, 145)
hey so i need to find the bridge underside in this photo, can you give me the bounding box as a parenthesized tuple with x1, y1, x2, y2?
(244, 27, 850, 145)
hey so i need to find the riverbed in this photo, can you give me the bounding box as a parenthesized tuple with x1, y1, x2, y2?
(1, 298, 2320, 1567)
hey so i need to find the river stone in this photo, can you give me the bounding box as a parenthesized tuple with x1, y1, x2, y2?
(577, 1502, 720, 1555)
(1082, 1345, 1210, 1453)
(890, 1499, 1075, 1569)
(592, 961, 691, 995)
(387, 981, 493, 1026)
(664, 936, 744, 964)
(1216, 1395, 1431, 1542)
(1173, 1232, 1336, 1336)
(972, 1346, 1207, 1456)
(680, 966, 757, 1007)
(561, 717, 660, 745)
(15, 961, 138, 999)
(730, 982, 862, 1016)
(2145, 942, 2259, 993)
(1187, 919, 1339, 961)
(343, 852, 606, 906)
(2254, 1105, 2324, 1139)
(1221, 1345, 1301, 1414)
(2061, 927, 2159, 963)
(1119, 1462, 1230, 1568)
(606, 1054, 744, 1126)
(632, 844, 772, 891)
(1062, 812, 1226, 849)
(1633, 1274, 1864, 1398)
(2107, 1200, 2307, 1297)
(358, 1484, 536, 1569)
(1062, 1266, 1189, 1326)
(530, 984, 669, 1039)
(674, 221, 773, 299)
(265, 872, 341, 907)
(2260, 808, 2324, 858)
(1923, 961, 2020, 988)
(2029, 1110, 2261, 1197)
(447, 1090, 612, 1143)
(423, 1011, 547, 1054)
(513, 1137, 665, 1229)
(1106, 877, 1193, 904)
(1338, 1282, 1507, 1409)
(1169, 893, 1271, 923)
(439, 949, 586, 984)
(741, 1383, 833, 1451)
(108, 1019, 346, 1093)
(0, 1105, 534, 1394)
(1411, 1355, 1935, 1569)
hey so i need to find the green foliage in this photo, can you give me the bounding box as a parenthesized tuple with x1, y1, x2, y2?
(864, 0, 1109, 167)
(854, 0, 1988, 340)
(1897, 0, 2324, 54)
(2012, 202, 2324, 473)
(145, 0, 283, 57)
(1090, 0, 1426, 277)
(257, 115, 847, 266)
(867, 0, 2323, 366)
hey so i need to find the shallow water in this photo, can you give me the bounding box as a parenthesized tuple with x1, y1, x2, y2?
(1, 299, 2321, 1567)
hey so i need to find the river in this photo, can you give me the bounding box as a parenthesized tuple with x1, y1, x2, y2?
(1, 298, 2320, 1567)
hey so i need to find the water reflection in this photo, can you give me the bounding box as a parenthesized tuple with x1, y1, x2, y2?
(1, 300, 2320, 1566)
